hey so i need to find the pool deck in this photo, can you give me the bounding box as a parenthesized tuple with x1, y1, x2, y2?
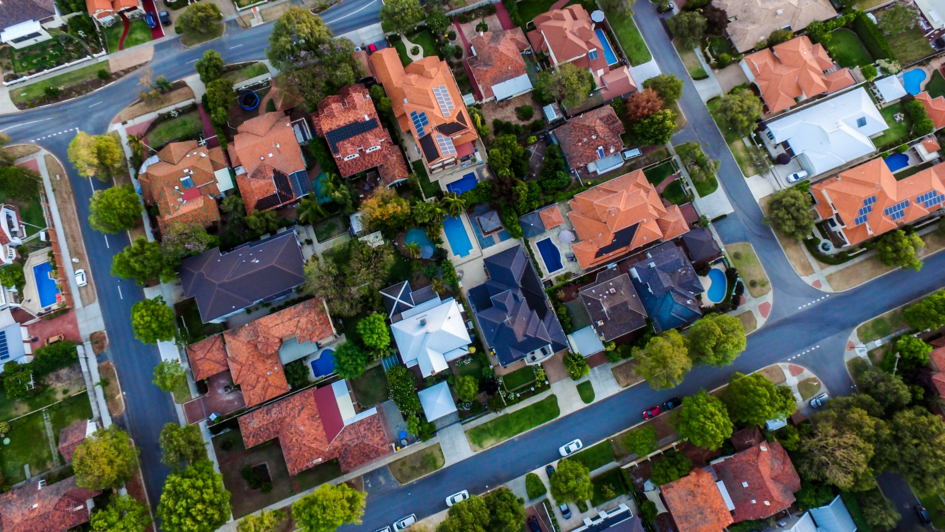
(20, 247, 60, 317)
(523, 201, 584, 281)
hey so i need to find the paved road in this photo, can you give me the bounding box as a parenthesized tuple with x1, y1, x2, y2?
(877, 472, 923, 531)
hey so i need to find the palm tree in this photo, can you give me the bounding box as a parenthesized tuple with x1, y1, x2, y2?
(439, 193, 466, 218)
(126, 134, 146, 159)
(298, 197, 329, 225)
(405, 241, 421, 258)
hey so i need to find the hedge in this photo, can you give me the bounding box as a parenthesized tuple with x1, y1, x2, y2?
(851, 12, 896, 61)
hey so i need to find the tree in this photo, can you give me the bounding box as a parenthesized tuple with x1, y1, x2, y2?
(686, 314, 746, 367)
(622, 426, 658, 457)
(0, 264, 25, 291)
(764, 186, 814, 240)
(795, 414, 876, 491)
(600, 0, 635, 17)
(766, 28, 794, 46)
(715, 89, 763, 138)
(0, 166, 41, 202)
(625, 89, 664, 122)
(221, 195, 245, 217)
(875, 229, 924, 272)
(775, 425, 800, 451)
(91, 495, 152, 532)
(722, 372, 797, 427)
(88, 185, 142, 234)
(73, 425, 140, 490)
(644, 74, 684, 106)
(675, 142, 719, 184)
(158, 460, 231, 532)
(305, 240, 396, 317)
(238, 510, 286, 532)
(535, 64, 595, 108)
(650, 450, 692, 486)
(904, 99, 936, 136)
(564, 352, 590, 380)
(292, 483, 366, 532)
(152, 359, 186, 393)
(668, 12, 707, 49)
(161, 223, 216, 260)
(357, 313, 390, 351)
(633, 109, 677, 146)
(159, 423, 207, 468)
(195, 49, 224, 84)
(112, 237, 178, 286)
(633, 329, 691, 390)
(427, 12, 450, 34)
(857, 367, 912, 414)
(744, 141, 773, 176)
(438, 495, 489, 532)
(455, 375, 478, 403)
(904, 290, 945, 331)
(379, 0, 424, 33)
(488, 135, 529, 180)
(131, 296, 177, 344)
(857, 490, 901, 530)
(360, 186, 411, 233)
(176, 2, 222, 35)
(483, 488, 526, 532)
(280, 38, 362, 112)
(671, 390, 733, 450)
(206, 78, 235, 126)
(877, 1, 917, 35)
(893, 335, 933, 373)
(246, 209, 280, 234)
(439, 193, 466, 218)
(267, 7, 334, 71)
(549, 459, 592, 503)
(68, 132, 124, 181)
(888, 408, 945, 495)
(861, 64, 878, 81)
(387, 365, 421, 415)
(334, 341, 369, 380)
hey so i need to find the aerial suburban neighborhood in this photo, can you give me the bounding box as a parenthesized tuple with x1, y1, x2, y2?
(1, 0, 945, 529)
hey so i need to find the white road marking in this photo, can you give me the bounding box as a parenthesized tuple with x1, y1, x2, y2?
(229, 44, 243, 49)
(88, 176, 95, 192)
(89, 101, 103, 108)
(797, 294, 829, 310)
(103, 235, 110, 249)
(186, 58, 199, 64)
(323, 0, 379, 23)
(117, 285, 123, 299)
(0, 117, 52, 132)
(787, 345, 820, 360)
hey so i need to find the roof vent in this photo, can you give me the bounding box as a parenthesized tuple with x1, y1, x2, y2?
(598, 320, 604, 326)
(764, 501, 770, 506)
(268, 153, 273, 158)
(609, 288, 616, 294)
(420, 318, 426, 326)
(275, 143, 280, 148)
(649, 262, 655, 268)
(742, 482, 749, 487)
(31, 504, 38, 510)
(38, 480, 46, 489)
(760, 445, 767, 452)
(260, 156, 265, 160)
(776, 8, 783, 14)
(751, 500, 756, 504)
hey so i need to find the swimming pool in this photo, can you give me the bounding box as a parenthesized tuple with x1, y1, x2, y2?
(443, 216, 473, 257)
(903, 68, 927, 95)
(312, 172, 332, 203)
(536, 239, 563, 273)
(32, 262, 60, 308)
(885, 153, 910, 172)
(446, 173, 478, 195)
(706, 268, 727, 304)
(310, 350, 335, 377)
(594, 29, 618, 65)
(405, 228, 435, 259)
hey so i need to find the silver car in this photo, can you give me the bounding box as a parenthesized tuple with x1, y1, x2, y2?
(786, 170, 809, 183)
(809, 393, 829, 408)
(393, 514, 417, 531)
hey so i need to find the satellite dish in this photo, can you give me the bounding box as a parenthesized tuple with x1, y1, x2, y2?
(591, 10, 605, 22)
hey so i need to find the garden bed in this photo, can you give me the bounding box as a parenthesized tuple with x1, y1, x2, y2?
(10, 63, 140, 109)
(1, 34, 94, 78)
(726, 242, 770, 298)
(223, 62, 270, 85)
(590, 468, 629, 507)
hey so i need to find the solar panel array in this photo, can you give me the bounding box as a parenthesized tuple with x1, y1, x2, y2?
(917, 190, 945, 209)
(854, 214, 868, 225)
(855, 196, 878, 225)
(411, 111, 429, 136)
(433, 85, 454, 117)
(0, 333, 9, 361)
(435, 133, 456, 156)
(884, 199, 909, 221)
(863, 195, 877, 206)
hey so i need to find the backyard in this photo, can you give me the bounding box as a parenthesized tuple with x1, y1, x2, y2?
(466, 395, 559, 451)
(4, 35, 92, 77)
(823, 29, 873, 68)
(0, 366, 85, 421)
(871, 103, 913, 150)
(413, 159, 441, 199)
(590, 468, 629, 507)
(604, 10, 651, 66)
(925, 69, 945, 99)
(886, 27, 932, 64)
(393, 31, 439, 67)
(104, 19, 153, 52)
(10, 63, 110, 105)
(350, 364, 389, 407)
(145, 110, 203, 150)
(518, 0, 558, 24)
(389, 444, 444, 484)
(642, 160, 675, 186)
(726, 242, 770, 298)
(0, 189, 45, 237)
(216, 435, 295, 518)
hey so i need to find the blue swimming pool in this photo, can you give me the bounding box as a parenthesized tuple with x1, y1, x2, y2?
(447, 173, 478, 195)
(312, 172, 331, 203)
(885, 153, 910, 172)
(594, 29, 618, 65)
(536, 238, 563, 273)
(310, 350, 335, 377)
(903, 68, 927, 95)
(32, 262, 60, 308)
(405, 228, 436, 259)
(706, 268, 727, 304)
(443, 216, 473, 257)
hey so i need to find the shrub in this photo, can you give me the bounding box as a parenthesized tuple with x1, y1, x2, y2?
(852, 12, 896, 61)
(97, 69, 109, 80)
(715, 53, 731, 68)
(525, 473, 547, 499)
(564, 352, 590, 380)
(447, 30, 456, 40)
(516, 105, 535, 121)
(410, 46, 419, 55)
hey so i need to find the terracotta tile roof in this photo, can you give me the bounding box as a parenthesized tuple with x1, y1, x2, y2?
(712, 441, 801, 522)
(231, 113, 306, 214)
(661, 468, 735, 532)
(186, 334, 229, 381)
(238, 386, 388, 475)
(0, 0, 55, 31)
(370, 50, 478, 166)
(539, 205, 564, 229)
(924, 137, 942, 153)
(567, 170, 689, 269)
(311, 84, 409, 186)
(599, 67, 638, 101)
(553, 106, 625, 169)
(743, 36, 854, 114)
(141, 142, 226, 233)
(468, 29, 530, 101)
(931, 345, 945, 397)
(57, 420, 89, 463)
(86, 0, 138, 18)
(917, 92, 945, 130)
(532, 6, 607, 70)
(811, 158, 945, 246)
(731, 426, 764, 452)
(714, 0, 837, 53)
(0, 476, 100, 532)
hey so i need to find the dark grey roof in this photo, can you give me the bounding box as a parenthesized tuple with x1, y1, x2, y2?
(518, 211, 546, 238)
(179, 231, 305, 322)
(380, 281, 415, 319)
(325, 118, 379, 154)
(596, 225, 638, 258)
(468, 246, 567, 366)
(436, 122, 467, 136)
(681, 227, 722, 263)
(0, 0, 55, 31)
(579, 268, 647, 342)
(628, 242, 703, 332)
(419, 134, 440, 162)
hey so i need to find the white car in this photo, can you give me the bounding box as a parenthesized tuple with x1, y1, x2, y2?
(374, 528, 392, 532)
(74, 269, 87, 287)
(393, 514, 417, 531)
(558, 439, 583, 457)
(786, 170, 809, 183)
(446, 490, 469, 507)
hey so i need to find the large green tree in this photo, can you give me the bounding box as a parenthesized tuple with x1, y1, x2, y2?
(387, 365, 421, 416)
(360, 186, 411, 233)
(643, 74, 684, 106)
(856, 367, 912, 415)
(632, 329, 691, 390)
(379, 0, 424, 33)
(671, 390, 733, 450)
(633, 109, 677, 146)
(131, 296, 177, 344)
(237, 510, 285, 532)
(305, 240, 396, 317)
(622, 426, 658, 457)
(357, 313, 390, 351)
(91, 495, 152, 532)
(206, 78, 235, 127)
(877, 2, 917, 35)
(650, 450, 692, 486)
(73, 425, 140, 490)
(721, 372, 797, 427)
(68, 132, 124, 181)
(280, 38, 362, 112)
(159, 423, 208, 468)
(334, 341, 369, 380)
(535, 64, 595, 108)
(292, 483, 366, 532)
(0, 165, 41, 202)
(0, 264, 25, 291)
(161, 223, 216, 260)
(158, 460, 231, 532)
(455, 375, 479, 403)
(483, 488, 526, 532)
(857, 490, 901, 531)
(893, 335, 932, 373)
(686, 314, 746, 367)
(438, 495, 489, 532)
(177, 2, 221, 35)
(267, 7, 334, 70)
(488, 135, 529, 179)
(889, 407, 945, 495)
(668, 12, 706, 49)
(89, 184, 142, 234)
(764, 186, 814, 239)
(152, 359, 186, 393)
(112, 237, 178, 286)
(714, 88, 763, 138)
(549, 459, 592, 503)
(195, 49, 224, 84)
(904, 290, 945, 331)
(795, 410, 878, 491)
(875, 229, 925, 272)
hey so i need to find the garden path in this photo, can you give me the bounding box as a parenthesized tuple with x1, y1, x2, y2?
(400, 34, 424, 61)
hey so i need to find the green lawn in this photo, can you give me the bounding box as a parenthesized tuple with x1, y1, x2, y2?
(590, 468, 629, 507)
(11, 63, 109, 104)
(393, 30, 440, 66)
(224, 62, 270, 85)
(925, 69, 945, 99)
(413, 159, 441, 199)
(456, 356, 484, 382)
(856, 307, 906, 344)
(887, 27, 933, 64)
(105, 19, 153, 52)
(577, 381, 594, 404)
(872, 103, 913, 150)
(678, 45, 707, 80)
(916, 491, 945, 529)
(172, 379, 191, 404)
(703, 36, 737, 58)
(693, 174, 719, 197)
(146, 111, 203, 150)
(519, 0, 559, 25)
(176, 299, 225, 344)
(824, 29, 873, 68)
(0, 188, 45, 237)
(643, 160, 675, 185)
(604, 10, 651, 66)
(569, 441, 614, 472)
(389, 444, 444, 484)
(502, 366, 536, 391)
(48, 392, 93, 451)
(466, 395, 560, 450)
(293, 459, 342, 491)
(179, 23, 224, 47)
(661, 180, 689, 205)
(0, 410, 54, 484)
(350, 365, 389, 407)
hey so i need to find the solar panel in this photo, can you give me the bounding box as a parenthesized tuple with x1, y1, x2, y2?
(883, 199, 909, 216)
(864, 196, 876, 206)
(433, 85, 455, 117)
(917, 190, 945, 208)
(0, 333, 7, 361)
(858, 205, 872, 216)
(597, 146, 605, 158)
(854, 215, 868, 226)
(891, 210, 905, 221)
(435, 133, 456, 156)
(410, 111, 429, 136)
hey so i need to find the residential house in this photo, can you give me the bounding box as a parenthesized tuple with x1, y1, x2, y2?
(811, 158, 945, 246)
(370, 49, 479, 175)
(0, 308, 30, 370)
(386, 281, 471, 377)
(660, 468, 735, 532)
(552, 106, 626, 176)
(567, 170, 689, 270)
(808, 495, 857, 532)
(579, 268, 647, 342)
(0, 0, 62, 50)
(238, 382, 388, 475)
(469, 245, 568, 366)
(740, 36, 855, 115)
(0, 476, 100, 532)
(680, 227, 722, 264)
(916, 136, 942, 163)
(58, 419, 95, 463)
(179, 231, 305, 323)
(927, 338, 945, 397)
(713, 0, 837, 53)
(916, 0, 945, 30)
(916, 91, 945, 130)
(230, 112, 310, 215)
(311, 84, 409, 187)
(85, 0, 142, 26)
(519, 205, 565, 238)
(139, 141, 230, 234)
(712, 441, 802, 523)
(419, 381, 458, 424)
(468, 29, 533, 102)
(0, 205, 23, 265)
(628, 242, 704, 333)
(765, 87, 889, 177)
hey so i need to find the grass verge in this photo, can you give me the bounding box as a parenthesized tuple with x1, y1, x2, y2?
(569, 441, 614, 472)
(797, 377, 821, 400)
(677, 45, 707, 80)
(466, 395, 559, 450)
(389, 444, 445, 484)
(11, 63, 108, 104)
(577, 381, 594, 404)
(179, 23, 224, 47)
(605, 11, 651, 66)
(727, 242, 770, 298)
(736, 311, 757, 334)
(856, 306, 907, 343)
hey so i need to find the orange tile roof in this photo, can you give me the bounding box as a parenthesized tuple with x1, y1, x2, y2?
(468, 29, 530, 101)
(743, 36, 854, 114)
(917, 91, 945, 130)
(599, 67, 637, 101)
(712, 442, 801, 522)
(924, 137, 942, 153)
(57, 420, 89, 463)
(531, 5, 607, 71)
(268, 74, 303, 112)
(662, 468, 735, 532)
(553, 105, 625, 169)
(85, 0, 138, 18)
(811, 158, 945, 245)
(0, 476, 100, 532)
(539, 205, 564, 229)
(231, 112, 307, 214)
(142, 142, 226, 233)
(186, 334, 229, 381)
(567, 170, 689, 269)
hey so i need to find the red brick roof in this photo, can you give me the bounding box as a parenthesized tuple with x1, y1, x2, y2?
(731, 426, 764, 452)
(186, 334, 229, 381)
(231, 112, 307, 214)
(0, 476, 100, 532)
(930, 345, 945, 397)
(661, 468, 734, 532)
(57, 420, 89, 463)
(553, 106, 625, 169)
(140, 142, 227, 233)
(468, 29, 530, 101)
(712, 442, 801, 522)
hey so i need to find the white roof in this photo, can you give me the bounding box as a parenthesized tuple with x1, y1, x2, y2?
(810, 496, 857, 532)
(567, 326, 605, 356)
(916, 0, 945, 29)
(331, 380, 357, 421)
(391, 298, 471, 377)
(0, 20, 42, 43)
(493, 74, 534, 101)
(418, 381, 457, 421)
(786, 512, 818, 532)
(767, 88, 888, 176)
(544, 104, 559, 122)
(214, 167, 234, 193)
(350, 212, 365, 234)
(874, 76, 907, 103)
(765, 418, 787, 431)
(716, 481, 736, 511)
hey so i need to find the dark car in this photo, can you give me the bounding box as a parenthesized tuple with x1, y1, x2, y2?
(657, 1, 675, 12)
(545, 464, 555, 478)
(916, 505, 931, 524)
(642, 405, 661, 420)
(528, 516, 542, 532)
(662, 397, 682, 411)
(144, 12, 156, 29)
(159, 10, 170, 25)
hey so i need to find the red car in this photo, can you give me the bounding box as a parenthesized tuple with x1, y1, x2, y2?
(642, 406, 661, 420)
(368, 43, 377, 53)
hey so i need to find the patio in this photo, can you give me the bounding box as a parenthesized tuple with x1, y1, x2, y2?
(182, 370, 246, 424)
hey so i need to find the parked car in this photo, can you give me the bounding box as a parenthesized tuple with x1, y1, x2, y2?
(393, 515, 417, 531)
(642, 406, 661, 420)
(545, 464, 555, 478)
(528, 516, 542, 532)
(145, 12, 156, 28)
(374, 528, 392, 532)
(916, 505, 931, 524)
(558, 503, 572, 520)
(558, 439, 582, 457)
(446, 490, 469, 507)
(159, 10, 170, 25)
(809, 393, 829, 408)
(45, 334, 64, 345)
(75, 269, 87, 287)
(786, 170, 809, 183)
(662, 397, 682, 411)
(657, 1, 675, 12)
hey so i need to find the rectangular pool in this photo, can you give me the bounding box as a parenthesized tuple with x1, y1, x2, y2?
(443, 216, 473, 257)
(446, 173, 478, 195)
(536, 238, 563, 273)
(32, 262, 61, 308)
(595, 29, 619, 66)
